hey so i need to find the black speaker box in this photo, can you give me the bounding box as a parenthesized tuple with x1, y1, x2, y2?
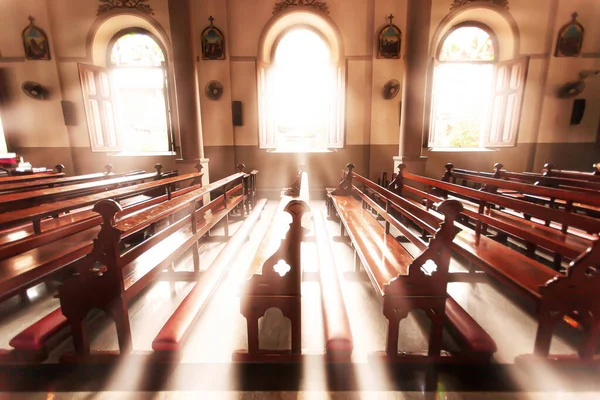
(232, 101, 243, 126)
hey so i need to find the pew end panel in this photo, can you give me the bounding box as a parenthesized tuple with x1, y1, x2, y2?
(234, 200, 310, 363)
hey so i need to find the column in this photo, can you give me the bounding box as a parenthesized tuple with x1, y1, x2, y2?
(395, 0, 432, 175)
(168, 0, 204, 162)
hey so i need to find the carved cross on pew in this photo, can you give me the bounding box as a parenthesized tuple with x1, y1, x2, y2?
(208, 16, 214, 26)
(387, 14, 394, 26)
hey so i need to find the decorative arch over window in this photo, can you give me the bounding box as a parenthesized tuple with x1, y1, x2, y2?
(257, 10, 345, 152)
(428, 21, 528, 149)
(79, 13, 176, 153)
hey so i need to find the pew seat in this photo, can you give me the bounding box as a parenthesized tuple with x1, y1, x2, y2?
(0, 228, 99, 302)
(315, 211, 353, 358)
(330, 190, 496, 362)
(152, 198, 267, 354)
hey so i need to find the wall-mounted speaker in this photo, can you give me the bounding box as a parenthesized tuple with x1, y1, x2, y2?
(61, 100, 76, 126)
(232, 101, 243, 126)
(570, 98, 586, 125)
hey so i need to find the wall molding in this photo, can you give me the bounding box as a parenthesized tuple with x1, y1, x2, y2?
(230, 56, 257, 62)
(582, 52, 600, 59)
(346, 55, 371, 60)
(0, 57, 26, 63)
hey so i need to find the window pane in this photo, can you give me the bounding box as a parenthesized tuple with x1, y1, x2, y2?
(430, 63, 493, 148)
(85, 70, 96, 95)
(99, 72, 110, 97)
(103, 101, 117, 147)
(268, 29, 335, 152)
(0, 114, 7, 154)
(89, 100, 104, 147)
(439, 26, 495, 62)
(110, 33, 165, 67)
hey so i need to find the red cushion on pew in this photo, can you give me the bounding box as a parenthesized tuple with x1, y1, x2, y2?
(445, 297, 497, 354)
(9, 308, 67, 350)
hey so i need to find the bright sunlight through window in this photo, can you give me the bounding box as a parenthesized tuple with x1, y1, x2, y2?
(0, 115, 7, 154)
(268, 29, 336, 152)
(430, 26, 496, 148)
(110, 32, 170, 152)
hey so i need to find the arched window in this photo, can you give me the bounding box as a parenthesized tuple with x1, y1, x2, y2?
(258, 15, 345, 152)
(429, 23, 528, 149)
(79, 28, 173, 153)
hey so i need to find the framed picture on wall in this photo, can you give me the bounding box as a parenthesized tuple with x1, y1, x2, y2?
(22, 16, 51, 61)
(555, 12, 584, 57)
(201, 16, 225, 60)
(377, 14, 401, 59)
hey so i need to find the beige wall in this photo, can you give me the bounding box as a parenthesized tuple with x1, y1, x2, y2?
(0, 0, 598, 181)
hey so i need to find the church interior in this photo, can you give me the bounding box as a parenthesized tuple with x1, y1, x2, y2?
(0, 0, 599, 398)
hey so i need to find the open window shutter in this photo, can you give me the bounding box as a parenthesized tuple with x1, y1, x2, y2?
(78, 63, 121, 152)
(162, 62, 175, 151)
(427, 58, 440, 147)
(327, 65, 344, 148)
(484, 56, 529, 147)
(257, 61, 276, 149)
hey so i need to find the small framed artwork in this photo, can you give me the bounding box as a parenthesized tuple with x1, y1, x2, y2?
(377, 14, 401, 59)
(555, 12, 584, 57)
(201, 16, 225, 60)
(22, 16, 51, 61)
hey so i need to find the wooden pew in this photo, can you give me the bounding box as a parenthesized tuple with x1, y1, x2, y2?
(327, 164, 496, 363)
(0, 168, 203, 259)
(0, 165, 65, 184)
(535, 163, 600, 184)
(0, 165, 145, 194)
(395, 166, 600, 363)
(446, 163, 600, 225)
(0, 172, 204, 303)
(422, 163, 599, 269)
(455, 163, 600, 195)
(314, 210, 353, 361)
(152, 198, 267, 359)
(0, 164, 169, 213)
(56, 172, 247, 362)
(235, 168, 354, 362)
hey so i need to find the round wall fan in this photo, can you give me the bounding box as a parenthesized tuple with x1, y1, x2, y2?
(557, 71, 600, 99)
(22, 81, 49, 100)
(382, 79, 400, 100)
(205, 80, 223, 101)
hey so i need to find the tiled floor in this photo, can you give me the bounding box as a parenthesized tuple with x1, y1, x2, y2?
(0, 200, 593, 396)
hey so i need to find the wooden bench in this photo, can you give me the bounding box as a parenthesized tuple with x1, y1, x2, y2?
(535, 163, 600, 184)
(0, 165, 145, 194)
(395, 166, 600, 363)
(314, 209, 353, 360)
(152, 198, 267, 358)
(0, 164, 169, 213)
(55, 171, 248, 362)
(449, 163, 600, 219)
(327, 164, 496, 363)
(0, 172, 204, 303)
(235, 168, 353, 362)
(0, 166, 65, 184)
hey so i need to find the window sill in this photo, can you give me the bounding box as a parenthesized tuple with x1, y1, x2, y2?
(109, 151, 178, 157)
(427, 147, 498, 153)
(265, 148, 337, 154)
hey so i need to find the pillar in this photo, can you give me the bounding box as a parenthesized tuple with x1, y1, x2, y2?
(168, 0, 205, 162)
(394, 0, 432, 175)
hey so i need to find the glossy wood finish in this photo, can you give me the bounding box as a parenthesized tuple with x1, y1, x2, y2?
(0, 166, 144, 194)
(0, 171, 64, 185)
(390, 165, 600, 362)
(0, 170, 161, 212)
(57, 171, 248, 360)
(0, 172, 202, 231)
(152, 198, 267, 354)
(235, 200, 310, 362)
(329, 165, 497, 363)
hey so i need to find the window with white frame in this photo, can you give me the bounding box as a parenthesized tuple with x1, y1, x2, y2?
(78, 29, 173, 153)
(258, 28, 344, 152)
(429, 23, 528, 149)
